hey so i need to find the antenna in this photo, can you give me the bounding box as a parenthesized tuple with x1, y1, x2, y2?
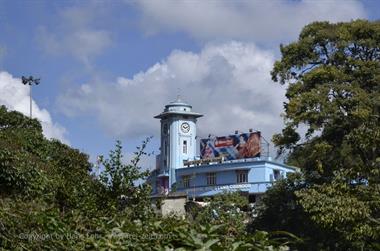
(260, 135, 270, 159)
(176, 87, 182, 102)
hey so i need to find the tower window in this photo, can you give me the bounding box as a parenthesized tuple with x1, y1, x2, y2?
(236, 170, 248, 183)
(164, 140, 168, 156)
(183, 175, 190, 188)
(207, 172, 216, 185)
(183, 140, 187, 154)
(163, 124, 168, 135)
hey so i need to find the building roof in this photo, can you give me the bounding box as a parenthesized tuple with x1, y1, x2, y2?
(176, 158, 297, 176)
(154, 95, 203, 119)
(166, 95, 192, 108)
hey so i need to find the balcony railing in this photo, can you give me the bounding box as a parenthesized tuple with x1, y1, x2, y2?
(183, 156, 273, 168)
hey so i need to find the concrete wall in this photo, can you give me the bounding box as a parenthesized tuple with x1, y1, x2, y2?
(217, 170, 236, 184)
(264, 162, 293, 182)
(248, 166, 266, 183)
(160, 197, 187, 216)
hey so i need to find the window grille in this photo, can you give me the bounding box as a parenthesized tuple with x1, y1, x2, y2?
(236, 170, 248, 183)
(207, 172, 217, 185)
(183, 175, 190, 188)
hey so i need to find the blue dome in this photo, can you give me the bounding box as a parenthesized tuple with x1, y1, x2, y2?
(154, 96, 203, 119)
(164, 95, 192, 111)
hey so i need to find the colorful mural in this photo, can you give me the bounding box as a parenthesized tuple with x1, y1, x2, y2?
(200, 132, 261, 160)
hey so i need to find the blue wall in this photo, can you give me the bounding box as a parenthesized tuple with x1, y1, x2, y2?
(175, 159, 296, 196)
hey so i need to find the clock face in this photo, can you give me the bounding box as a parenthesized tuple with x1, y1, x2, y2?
(181, 122, 190, 133)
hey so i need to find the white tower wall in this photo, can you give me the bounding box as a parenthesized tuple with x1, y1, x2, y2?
(155, 97, 202, 189)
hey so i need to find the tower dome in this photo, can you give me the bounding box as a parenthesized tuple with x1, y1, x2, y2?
(155, 95, 202, 119)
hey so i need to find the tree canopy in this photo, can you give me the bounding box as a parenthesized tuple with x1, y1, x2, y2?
(258, 20, 380, 250)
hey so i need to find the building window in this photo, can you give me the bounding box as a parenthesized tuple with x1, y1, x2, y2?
(273, 169, 282, 180)
(183, 175, 190, 188)
(207, 172, 216, 185)
(183, 140, 187, 154)
(236, 170, 248, 183)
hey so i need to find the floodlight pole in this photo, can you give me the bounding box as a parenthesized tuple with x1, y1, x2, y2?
(21, 76, 40, 119)
(29, 84, 32, 118)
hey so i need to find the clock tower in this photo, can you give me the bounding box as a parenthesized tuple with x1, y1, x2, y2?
(154, 96, 203, 190)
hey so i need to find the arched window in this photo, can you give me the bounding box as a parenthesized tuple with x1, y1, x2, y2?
(183, 140, 187, 154)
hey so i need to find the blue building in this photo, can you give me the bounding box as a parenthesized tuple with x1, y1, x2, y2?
(150, 97, 297, 201)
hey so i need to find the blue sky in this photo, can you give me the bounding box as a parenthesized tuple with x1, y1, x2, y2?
(0, 0, 378, 169)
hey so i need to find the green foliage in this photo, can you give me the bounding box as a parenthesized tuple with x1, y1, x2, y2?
(253, 173, 343, 250)
(99, 139, 150, 197)
(271, 20, 380, 181)
(188, 192, 297, 250)
(0, 99, 291, 250)
(296, 182, 373, 240)
(80, 215, 290, 251)
(254, 173, 308, 234)
(0, 106, 45, 196)
(191, 192, 249, 237)
(98, 138, 153, 219)
(0, 106, 102, 249)
(260, 19, 380, 250)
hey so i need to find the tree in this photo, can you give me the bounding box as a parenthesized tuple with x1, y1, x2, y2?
(253, 173, 341, 250)
(0, 106, 101, 249)
(191, 192, 249, 238)
(98, 138, 153, 219)
(0, 105, 48, 196)
(267, 20, 380, 249)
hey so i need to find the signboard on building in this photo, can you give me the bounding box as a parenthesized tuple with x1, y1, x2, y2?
(200, 132, 261, 160)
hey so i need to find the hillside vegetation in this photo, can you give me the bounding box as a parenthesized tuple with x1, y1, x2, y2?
(0, 105, 289, 250)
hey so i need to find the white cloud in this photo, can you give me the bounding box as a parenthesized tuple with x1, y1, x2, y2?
(0, 71, 69, 144)
(58, 41, 285, 147)
(37, 3, 112, 68)
(134, 0, 366, 43)
(123, 150, 156, 173)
